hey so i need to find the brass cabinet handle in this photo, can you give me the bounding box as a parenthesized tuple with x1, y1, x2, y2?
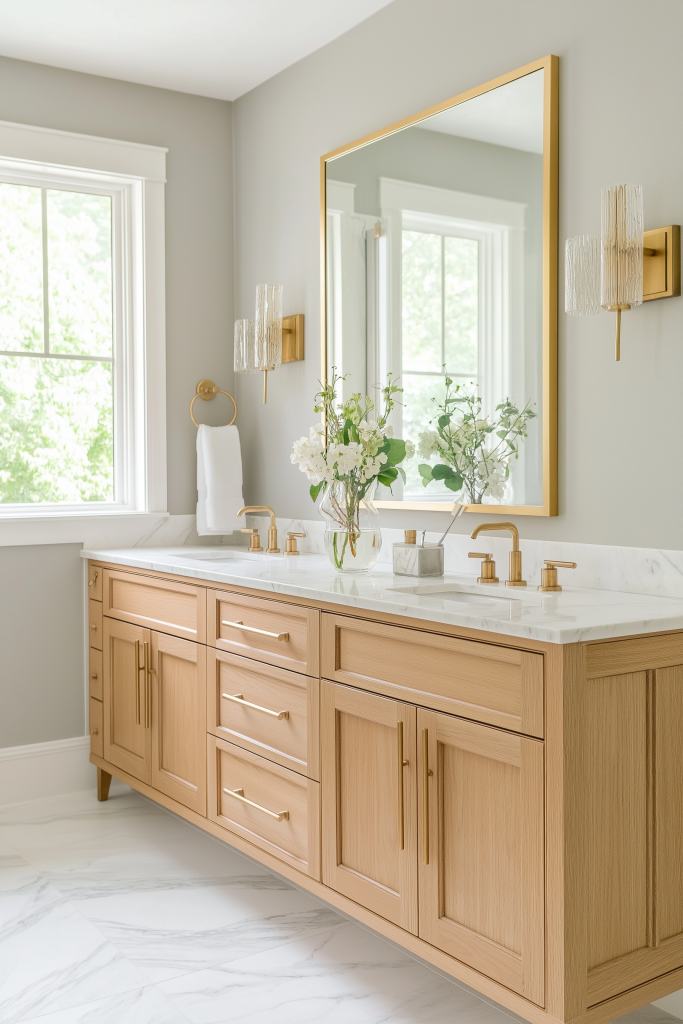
(221, 692, 289, 720)
(221, 619, 289, 642)
(422, 728, 433, 865)
(90, 727, 99, 735)
(134, 640, 143, 725)
(397, 720, 409, 851)
(143, 641, 152, 729)
(223, 787, 289, 822)
(88, 571, 98, 586)
(90, 624, 98, 631)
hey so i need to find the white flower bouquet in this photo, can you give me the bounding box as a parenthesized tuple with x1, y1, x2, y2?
(418, 378, 535, 504)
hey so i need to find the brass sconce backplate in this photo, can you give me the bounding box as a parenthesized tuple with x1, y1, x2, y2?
(282, 314, 305, 362)
(643, 225, 681, 301)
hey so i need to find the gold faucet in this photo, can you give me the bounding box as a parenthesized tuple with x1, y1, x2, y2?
(470, 522, 526, 587)
(238, 506, 280, 553)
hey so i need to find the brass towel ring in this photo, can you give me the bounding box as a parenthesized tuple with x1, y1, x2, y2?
(190, 380, 237, 427)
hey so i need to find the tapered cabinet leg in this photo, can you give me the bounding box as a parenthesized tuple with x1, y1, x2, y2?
(97, 767, 112, 802)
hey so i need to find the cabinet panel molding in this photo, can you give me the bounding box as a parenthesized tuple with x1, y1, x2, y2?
(321, 613, 543, 737)
(418, 708, 544, 1005)
(207, 649, 319, 780)
(208, 735, 320, 879)
(103, 617, 152, 784)
(89, 696, 103, 758)
(151, 631, 207, 815)
(89, 599, 103, 651)
(321, 680, 418, 934)
(89, 647, 103, 701)
(103, 569, 206, 643)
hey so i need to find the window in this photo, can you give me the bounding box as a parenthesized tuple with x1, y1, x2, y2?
(0, 120, 167, 520)
(1, 180, 115, 503)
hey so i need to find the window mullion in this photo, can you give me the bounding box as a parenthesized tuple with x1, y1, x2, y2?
(41, 188, 49, 354)
(441, 234, 446, 371)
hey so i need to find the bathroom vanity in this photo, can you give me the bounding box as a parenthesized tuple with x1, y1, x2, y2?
(85, 548, 683, 1024)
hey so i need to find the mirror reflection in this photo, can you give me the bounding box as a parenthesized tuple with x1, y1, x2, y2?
(325, 69, 545, 507)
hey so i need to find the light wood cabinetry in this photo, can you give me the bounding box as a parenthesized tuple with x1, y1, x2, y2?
(208, 588, 319, 677)
(207, 649, 319, 779)
(208, 734, 320, 879)
(321, 681, 417, 933)
(89, 559, 683, 1024)
(418, 708, 544, 1005)
(321, 613, 544, 737)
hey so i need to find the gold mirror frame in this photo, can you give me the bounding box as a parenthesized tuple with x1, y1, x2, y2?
(320, 54, 558, 516)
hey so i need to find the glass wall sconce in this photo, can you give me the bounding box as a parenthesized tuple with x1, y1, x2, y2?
(565, 184, 680, 360)
(234, 285, 305, 402)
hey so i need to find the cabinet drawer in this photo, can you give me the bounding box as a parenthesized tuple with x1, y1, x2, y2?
(88, 562, 103, 601)
(207, 735, 320, 879)
(207, 650, 319, 780)
(89, 599, 103, 651)
(208, 589, 319, 677)
(89, 648, 103, 701)
(103, 569, 206, 643)
(321, 613, 543, 738)
(89, 697, 103, 758)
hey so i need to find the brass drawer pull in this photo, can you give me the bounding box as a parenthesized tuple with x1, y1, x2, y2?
(221, 619, 289, 642)
(223, 787, 289, 821)
(221, 692, 289, 720)
(88, 571, 98, 586)
(422, 728, 433, 865)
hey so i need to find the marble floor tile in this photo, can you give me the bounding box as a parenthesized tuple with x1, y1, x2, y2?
(75, 884, 344, 982)
(0, 883, 149, 1024)
(158, 922, 512, 1024)
(16, 985, 191, 1023)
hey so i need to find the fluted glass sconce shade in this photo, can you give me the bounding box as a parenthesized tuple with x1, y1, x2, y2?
(565, 235, 601, 316)
(234, 319, 257, 374)
(255, 284, 283, 402)
(601, 184, 643, 311)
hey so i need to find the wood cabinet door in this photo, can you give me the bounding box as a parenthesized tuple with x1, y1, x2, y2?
(418, 709, 544, 1006)
(103, 618, 151, 784)
(321, 680, 418, 934)
(151, 632, 207, 815)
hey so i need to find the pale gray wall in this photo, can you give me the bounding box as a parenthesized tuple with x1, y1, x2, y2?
(0, 545, 83, 746)
(233, 0, 683, 551)
(0, 56, 234, 747)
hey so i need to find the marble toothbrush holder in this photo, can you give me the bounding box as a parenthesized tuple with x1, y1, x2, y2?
(393, 531, 444, 577)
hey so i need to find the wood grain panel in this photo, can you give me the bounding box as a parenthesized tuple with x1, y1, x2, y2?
(89, 696, 103, 758)
(586, 634, 683, 679)
(321, 613, 543, 737)
(89, 647, 103, 701)
(89, 599, 103, 651)
(207, 649, 319, 780)
(321, 681, 418, 934)
(103, 617, 151, 784)
(151, 632, 207, 815)
(208, 735, 320, 879)
(103, 569, 205, 642)
(418, 709, 544, 1006)
(585, 672, 649, 972)
(655, 665, 683, 945)
(208, 589, 319, 677)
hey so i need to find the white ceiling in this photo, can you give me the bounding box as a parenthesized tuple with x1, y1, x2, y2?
(416, 70, 545, 154)
(0, 0, 394, 101)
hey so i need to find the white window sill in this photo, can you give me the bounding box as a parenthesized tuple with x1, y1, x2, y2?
(0, 510, 170, 547)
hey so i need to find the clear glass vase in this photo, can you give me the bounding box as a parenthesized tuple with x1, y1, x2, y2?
(318, 479, 382, 573)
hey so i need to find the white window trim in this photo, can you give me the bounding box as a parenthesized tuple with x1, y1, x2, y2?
(0, 119, 167, 538)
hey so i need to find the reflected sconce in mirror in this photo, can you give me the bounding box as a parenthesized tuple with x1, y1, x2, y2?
(234, 284, 304, 403)
(565, 184, 680, 360)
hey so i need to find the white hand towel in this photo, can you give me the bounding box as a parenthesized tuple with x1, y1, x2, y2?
(196, 424, 245, 536)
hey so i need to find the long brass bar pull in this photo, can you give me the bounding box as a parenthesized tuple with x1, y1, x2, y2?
(223, 787, 289, 822)
(221, 692, 289, 720)
(134, 640, 143, 725)
(221, 620, 289, 642)
(422, 728, 433, 865)
(143, 641, 154, 729)
(397, 721, 409, 850)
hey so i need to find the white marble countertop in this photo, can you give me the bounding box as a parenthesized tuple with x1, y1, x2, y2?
(82, 546, 683, 645)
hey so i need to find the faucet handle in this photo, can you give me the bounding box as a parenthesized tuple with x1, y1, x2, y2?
(538, 559, 577, 592)
(468, 552, 499, 584)
(284, 532, 306, 556)
(241, 527, 264, 553)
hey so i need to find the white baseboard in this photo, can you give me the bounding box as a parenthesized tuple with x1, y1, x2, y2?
(0, 735, 95, 806)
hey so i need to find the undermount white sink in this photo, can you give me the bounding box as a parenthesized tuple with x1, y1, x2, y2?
(174, 549, 279, 562)
(387, 583, 518, 605)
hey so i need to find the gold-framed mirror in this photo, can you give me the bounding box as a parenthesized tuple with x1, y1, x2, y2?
(320, 55, 558, 516)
